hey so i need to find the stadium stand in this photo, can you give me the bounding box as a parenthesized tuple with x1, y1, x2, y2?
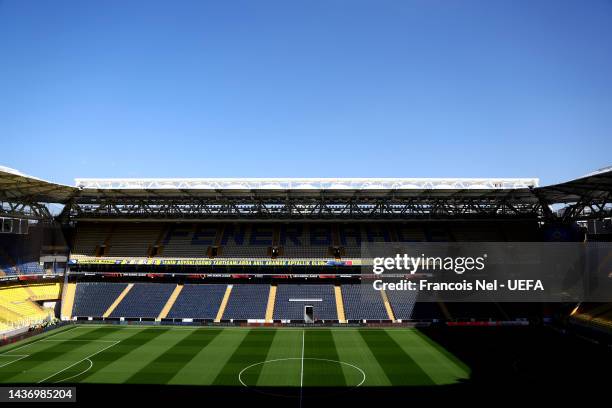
(161, 224, 210, 257)
(109, 283, 175, 318)
(334, 285, 347, 323)
(273, 284, 337, 321)
(0, 283, 58, 332)
(279, 224, 331, 258)
(66, 281, 525, 323)
(59, 215, 559, 323)
(215, 285, 232, 322)
(26, 283, 62, 301)
(166, 284, 227, 320)
(71, 223, 110, 257)
(0, 230, 44, 275)
(410, 302, 445, 321)
(72, 282, 128, 317)
(386, 288, 418, 320)
(70, 221, 545, 265)
(61, 282, 76, 320)
(381, 290, 396, 321)
(2, 168, 611, 340)
(105, 224, 161, 257)
(19, 261, 44, 274)
(218, 224, 268, 258)
(444, 302, 506, 321)
(396, 224, 427, 242)
(342, 284, 389, 321)
(222, 284, 268, 320)
(265, 285, 277, 322)
(0, 252, 17, 275)
(157, 284, 183, 319)
(450, 223, 504, 242)
(570, 303, 612, 333)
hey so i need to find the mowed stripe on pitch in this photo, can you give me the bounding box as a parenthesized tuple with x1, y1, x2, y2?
(126, 329, 222, 384)
(332, 329, 391, 386)
(212, 329, 276, 386)
(1, 327, 469, 387)
(0, 326, 123, 383)
(168, 328, 249, 385)
(359, 329, 435, 386)
(393, 329, 470, 383)
(0, 325, 79, 355)
(83, 328, 192, 383)
(76, 327, 170, 383)
(303, 329, 346, 387)
(256, 329, 302, 386)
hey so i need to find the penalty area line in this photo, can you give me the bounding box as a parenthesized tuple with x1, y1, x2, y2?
(0, 355, 29, 369)
(0, 325, 80, 356)
(37, 340, 120, 384)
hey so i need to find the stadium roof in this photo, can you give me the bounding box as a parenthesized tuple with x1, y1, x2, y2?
(0, 165, 610, 205)
(73, 177, 539, 190)
(0, 166, 77, 203)
(536, 166, 612, 203)
(67, 177, 538, 203)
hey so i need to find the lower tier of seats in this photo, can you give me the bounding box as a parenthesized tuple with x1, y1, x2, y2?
(0, 283, 60, 333)
(66, 282, 535, 323)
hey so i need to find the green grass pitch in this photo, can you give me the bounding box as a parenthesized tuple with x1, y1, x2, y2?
(0, 325, 469, 387)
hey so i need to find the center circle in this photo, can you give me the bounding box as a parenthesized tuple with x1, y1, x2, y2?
(239, 357, 366, 398)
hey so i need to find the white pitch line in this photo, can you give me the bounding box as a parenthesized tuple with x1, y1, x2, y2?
(41, 339, 119, 343)
(299, 330, 305, 408)
(0, 355, 29, 369)
(56, 358, 93, 383)
(37, 340, 120, 384)
(0, 326, 109, 372)
(0, 326, 79, 355)
(237, 357, 366, 398)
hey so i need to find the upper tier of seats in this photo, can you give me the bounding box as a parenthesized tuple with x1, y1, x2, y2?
(0, 230, 44, 276)
(71, 221, 540, 259)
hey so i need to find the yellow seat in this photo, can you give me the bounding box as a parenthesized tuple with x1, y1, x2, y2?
(0, 284, 59, 331)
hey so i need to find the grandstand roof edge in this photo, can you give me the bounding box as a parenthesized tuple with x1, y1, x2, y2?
(0, 166, 77, 203)
(535, 165, 612, 202)
(73, 177, 540, 190)
(2, 165, 611, 205)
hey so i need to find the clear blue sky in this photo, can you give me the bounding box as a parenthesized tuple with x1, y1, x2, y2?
(1, 1, 611, 186)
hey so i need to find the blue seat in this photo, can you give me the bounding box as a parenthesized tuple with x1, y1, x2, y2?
(222, 284, 268, 320)
(72, 282, 128, 317)
(110, 283, 175, 318)
(167, 284, 227, 319)
(342, 284, 389, 321)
